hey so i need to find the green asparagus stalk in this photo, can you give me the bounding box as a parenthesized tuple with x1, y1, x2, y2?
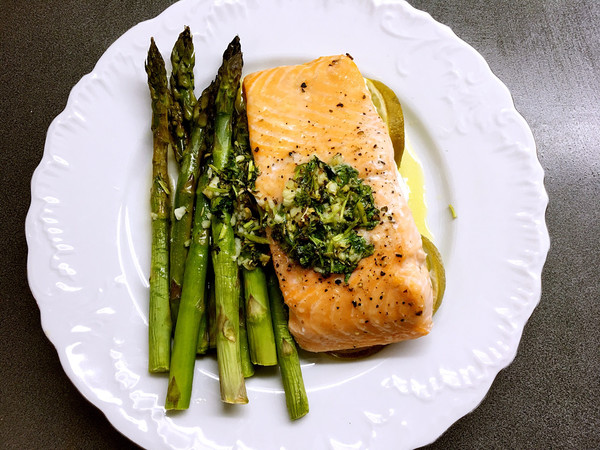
(192, 144, 213, 358)
(207, 271, 217, 350)
(243, 268, 277, 365)
(229, 105, 277, 366)
(196, 264, 210, 354)
(145, 38, 172, 373)
(165, 80, 216, 408)
(267, 269, 309, 420)
(212, 220, 246, 403)
(169, 98, 186, 165)
(165, 174, 211, 409)
(194, 115, 217, 355)
(170, 26, 197, 131)
(168, 28, 202, 324)
(209, 36, 247, 404)
(239, 286, 255, 378)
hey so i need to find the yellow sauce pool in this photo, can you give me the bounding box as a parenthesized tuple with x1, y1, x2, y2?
(399, 140, 433, 241)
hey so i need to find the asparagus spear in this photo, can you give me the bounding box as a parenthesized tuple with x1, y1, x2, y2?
(207, 36, 247, 404)
(168, 28, 201, 324)
(243, 268, 277, 365)
(267, 269, 309, 420)
(165, 82, 216, 409)
(212, 221, 246, 403)
(165, 175, 212, 409)
(145, 39, 172, 373)
(196, 262, 210, 355)
(239, 286, 255, 378)
(169, 98, 186, 165)
(232, 107, 277, 366)
(170, 26, 197, 131)
(207, 270, 217, 350)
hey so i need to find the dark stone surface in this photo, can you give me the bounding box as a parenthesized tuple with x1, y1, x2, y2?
(2, 0, 598, 448)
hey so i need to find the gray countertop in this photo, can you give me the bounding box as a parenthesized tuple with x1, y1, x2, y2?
(2, 0, 598, 448)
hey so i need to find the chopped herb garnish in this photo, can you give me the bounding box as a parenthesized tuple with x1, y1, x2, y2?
(271, 155, 379, 279)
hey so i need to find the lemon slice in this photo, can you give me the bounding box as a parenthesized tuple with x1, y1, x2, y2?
(367, 79, 445, 314)
(421, 235, 446, 314)
(366, 78, 405, 166)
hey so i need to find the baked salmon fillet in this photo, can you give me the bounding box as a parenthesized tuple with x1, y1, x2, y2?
(243, 54, 433, 352)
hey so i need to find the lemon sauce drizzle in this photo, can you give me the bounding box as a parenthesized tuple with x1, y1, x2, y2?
(399, 139, 433, 241)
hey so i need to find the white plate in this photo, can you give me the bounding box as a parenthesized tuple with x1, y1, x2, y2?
(26, 0, 549, 448)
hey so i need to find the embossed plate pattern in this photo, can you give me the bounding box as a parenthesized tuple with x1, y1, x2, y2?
(26, 0, 549, 449)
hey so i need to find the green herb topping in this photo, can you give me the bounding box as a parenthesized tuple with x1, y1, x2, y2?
(271, 155, 380, 280)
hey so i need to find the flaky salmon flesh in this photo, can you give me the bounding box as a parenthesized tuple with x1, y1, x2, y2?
(243, 55, 433, 352)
